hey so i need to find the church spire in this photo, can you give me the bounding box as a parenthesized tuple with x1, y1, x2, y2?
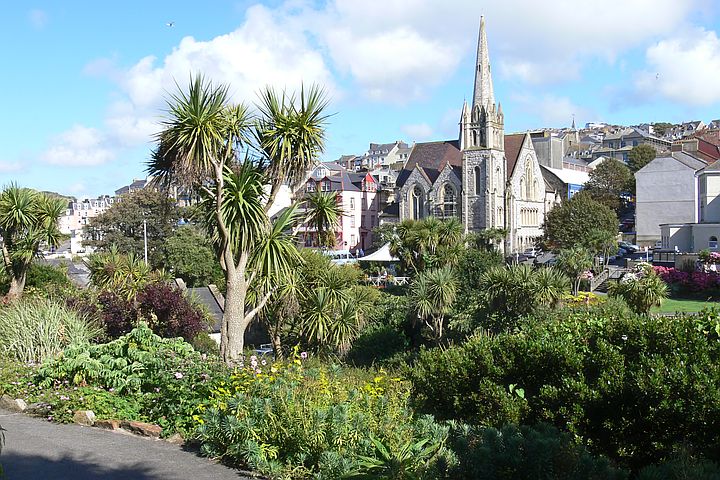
(472, 15, 495, 111)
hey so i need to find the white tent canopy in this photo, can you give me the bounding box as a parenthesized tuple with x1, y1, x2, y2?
(357, 243, 399, 262)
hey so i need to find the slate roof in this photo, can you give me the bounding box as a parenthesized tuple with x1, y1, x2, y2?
(396, 140, 461, 188)
(504, 133, 526, 177)
(379, 202, 399, 217)
(187, 287, 224, 333)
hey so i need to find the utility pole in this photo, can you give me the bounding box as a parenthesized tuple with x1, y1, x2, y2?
(143, 219, 148, 265)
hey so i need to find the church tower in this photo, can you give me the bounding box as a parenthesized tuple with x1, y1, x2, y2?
(461, 16, 506, 235)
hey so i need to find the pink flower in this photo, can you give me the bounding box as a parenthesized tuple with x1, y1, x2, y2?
(261, 359, 267, 366)
(174, 372, 184, 379)
(300, 352, 308, 359)
(255, 368, 262, 374)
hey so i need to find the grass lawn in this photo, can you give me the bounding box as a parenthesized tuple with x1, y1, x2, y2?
(653, 297, 718, 314)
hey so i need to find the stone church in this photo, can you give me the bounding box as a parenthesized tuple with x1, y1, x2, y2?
(396, 17, 548, 253)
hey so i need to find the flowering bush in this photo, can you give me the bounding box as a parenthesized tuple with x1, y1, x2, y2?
(698, 249, 720, 264)
(654, 266, 720, 294)
(197, 352, 447, 478)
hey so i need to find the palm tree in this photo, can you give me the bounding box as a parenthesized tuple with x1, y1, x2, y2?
(609, 269, 668, 315)
(86, 246, 159, 300)
(149, 76, 312, 365)
(255, 84, 330, 212)
(410, 266, 458, 343)
(389, 218, 465, 274)
(0, 185, 65, 300)
(533, 266, 570, 308)
(557, 246, 593, 295)
(304, 191, 344, 248)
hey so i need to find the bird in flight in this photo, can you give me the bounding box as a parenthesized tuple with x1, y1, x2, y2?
(166, 21, 175, 27)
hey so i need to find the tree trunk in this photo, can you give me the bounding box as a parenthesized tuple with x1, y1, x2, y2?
(220, 269, 249, 365)
(271, 330, 283, 359)
(6, 272, 27, 301)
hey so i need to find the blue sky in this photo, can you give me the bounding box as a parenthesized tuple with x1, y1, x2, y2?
(3, 0, 720, 197)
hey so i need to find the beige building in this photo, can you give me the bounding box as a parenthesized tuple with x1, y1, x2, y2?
(660, 161, 720, 252)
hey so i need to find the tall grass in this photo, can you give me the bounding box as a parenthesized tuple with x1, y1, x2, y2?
(0, 298, 101, 363)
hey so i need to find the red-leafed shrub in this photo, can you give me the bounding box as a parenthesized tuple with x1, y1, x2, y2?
(136, 282, 208, 341)
(97, 291, 136, 338)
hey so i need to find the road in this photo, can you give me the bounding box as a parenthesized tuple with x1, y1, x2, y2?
(0, 410, 249, 480)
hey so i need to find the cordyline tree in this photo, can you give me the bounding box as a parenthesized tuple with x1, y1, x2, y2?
(0, 185, 65, 300)
(148, 75, 328, 365)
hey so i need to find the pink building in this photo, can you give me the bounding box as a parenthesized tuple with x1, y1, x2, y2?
(298, 162, 379, 252)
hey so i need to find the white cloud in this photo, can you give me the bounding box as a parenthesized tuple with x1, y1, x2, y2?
(401, 123, 434, 140)
(28, 9, 48, 30)
(42, 126, 115, 166)
(634, 27, 720, 106)
(309, 0, 700, 93)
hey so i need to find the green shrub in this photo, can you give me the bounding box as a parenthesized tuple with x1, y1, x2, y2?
(435, 422, 627, 479)
(408, 307, 720, 472)
(346, 293, 410, 367)
(24, 262, 74, 295)
(0, 297, 101, 363)
(637, 452, 720, 480)
(196, 358, 448, 478)
(35, 323, 227, 436)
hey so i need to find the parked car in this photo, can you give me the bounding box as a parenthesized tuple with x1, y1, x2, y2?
(507, 253, 530, 264)
(523, 247, 542, 258)
(618, 241, 640, 253)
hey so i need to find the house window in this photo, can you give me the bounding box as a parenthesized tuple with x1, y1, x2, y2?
(350, 197, 355, 210)
(710, 236, 718, 250)
(321, 180, 330, 192)
(441, 184, 456, 218)
(412, 186, 424, 220)
(474, 166, 482, 195)
(350, 216, 356, 228)
(350, 234, 356, 245)
(306, 181, 316, 193)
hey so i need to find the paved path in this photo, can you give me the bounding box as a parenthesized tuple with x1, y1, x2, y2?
(0, 409, 250, 479)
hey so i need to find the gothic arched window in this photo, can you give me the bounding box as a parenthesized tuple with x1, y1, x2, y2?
(412, 186, 424, 220)
(441, 184, 456, 218)
(474, 166, 482, 195)
(524, 160, 534, 200)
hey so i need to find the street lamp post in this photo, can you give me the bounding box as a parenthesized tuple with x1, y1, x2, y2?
(143, 219, 148, 265)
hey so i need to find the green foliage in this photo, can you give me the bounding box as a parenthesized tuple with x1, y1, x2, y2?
(163, 225, 224, 287)
(627, 144, 657, 172)
(35, 323, 226, 435)
(608, 265, 668, 315)
(637, 452, 720, 480)
(0, 184, 66, 298)
(557, 247, 593, 295)
(389, 217, 464, 274)
(346, 435, 443, 480)
(346, 294, 411, 367)
(86, 246, 165, 300)
(584, 158, 633, 213)
(0, 297, 100, 363)
(37, 322, 196, 393)
(437, 423, 627, 479)
(543, 192, 618, 251)
(303, 191, 344, 248)
(86, 188, 180, 269)
(410, 267, 458, 343)
(478, 264, 569, 331)
(408, 308, 720, 472)
(24, 262, 73, 291)
(196, 358, 448, 479)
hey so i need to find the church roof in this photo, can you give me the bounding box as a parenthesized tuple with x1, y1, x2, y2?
(504, 133, 526, 176)
(396, 140, 461, 188)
